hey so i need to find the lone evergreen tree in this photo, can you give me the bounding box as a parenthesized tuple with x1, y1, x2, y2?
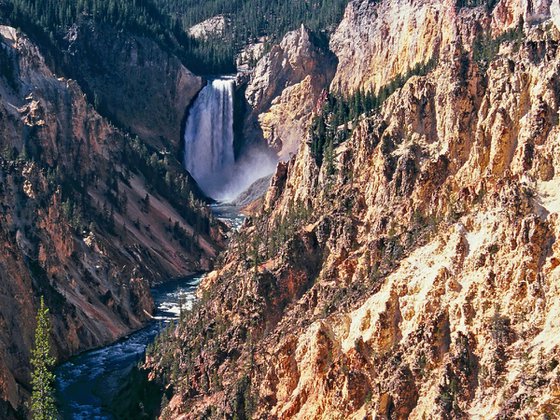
(30, 296, 58, 420)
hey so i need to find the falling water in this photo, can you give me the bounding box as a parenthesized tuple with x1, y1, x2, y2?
(183, 77, 278, 202)
(183, 78, 235, 200)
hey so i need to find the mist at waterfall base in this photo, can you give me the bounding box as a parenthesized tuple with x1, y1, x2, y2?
(183, 78, 277, 202)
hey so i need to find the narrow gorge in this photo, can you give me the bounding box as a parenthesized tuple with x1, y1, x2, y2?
(55, 74, 252, 418)
(2, 0, 560, 419)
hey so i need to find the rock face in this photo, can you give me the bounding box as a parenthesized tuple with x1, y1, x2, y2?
(188, 15, 229, 40)
(330, 0, 451, 94)
(236, 40, 267, 71)
(146, 0, 560, 418)
(243, 25, 337, 160)
(0, 26, 221, 415)
(62, 19, 203, 150)
(330, 0, 550, 95)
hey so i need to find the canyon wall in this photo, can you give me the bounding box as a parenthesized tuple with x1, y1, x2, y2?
(147, 0, 560, 418)
(61, 19, 203, 151)
(330, 0, 550, 95)
(243, 25, 337, 161)
(0, 25, 220, 416)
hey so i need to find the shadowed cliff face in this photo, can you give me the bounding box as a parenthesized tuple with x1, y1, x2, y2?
(0, 25, 222, 416)
(60, 19, 203, 151)
(146, 1, 560, 418)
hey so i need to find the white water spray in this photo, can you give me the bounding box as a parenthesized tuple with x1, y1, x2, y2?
(183, 78, 276, 202)
(183, 79, 235, 199)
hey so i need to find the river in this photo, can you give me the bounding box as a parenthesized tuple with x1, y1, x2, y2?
(55, 276, 201, 419)
(55, 207, 244, 419)
(56, 71, 255, 417)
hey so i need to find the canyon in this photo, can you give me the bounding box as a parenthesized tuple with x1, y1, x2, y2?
(1, 0, 560, 418)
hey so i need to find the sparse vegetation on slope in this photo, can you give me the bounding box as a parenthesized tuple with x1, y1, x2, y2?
(154, 0, 350, 69)
(0, 0, 235, 73)
(456, 0, 499, 11)
(310, 57, 438, 165)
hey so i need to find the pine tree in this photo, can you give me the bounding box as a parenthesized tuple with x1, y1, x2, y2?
(323, 137, 335, 177)
(178, 293, 185, 322)
(30, 296, 58, 420)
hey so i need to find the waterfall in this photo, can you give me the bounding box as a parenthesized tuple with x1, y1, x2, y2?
(183, 77, 278, 202)
(183, 78, 235, 200)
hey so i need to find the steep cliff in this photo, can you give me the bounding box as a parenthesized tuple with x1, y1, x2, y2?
(0, 25, 221, 416)
(147, 0, 560, 418)
(243, 26, 337, 160)
(329, 0, 548, 95)
(61, 19, 203, 150)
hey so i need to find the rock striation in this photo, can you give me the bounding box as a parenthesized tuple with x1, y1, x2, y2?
(243, 25, 337, 160)
(330, 0, 551, 96)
